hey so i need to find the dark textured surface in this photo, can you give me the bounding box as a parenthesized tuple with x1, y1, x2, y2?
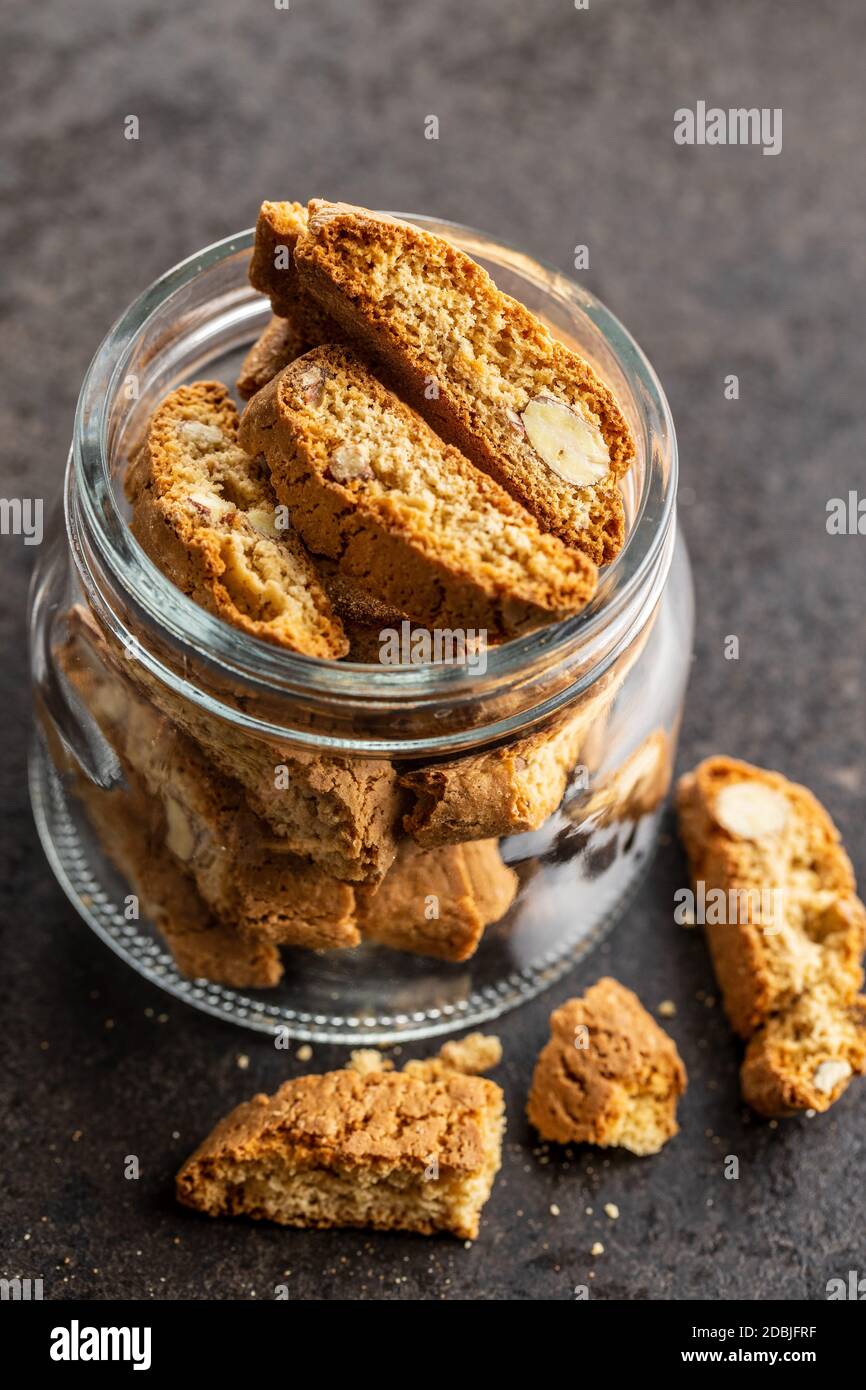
(2, 0, 865, 1301)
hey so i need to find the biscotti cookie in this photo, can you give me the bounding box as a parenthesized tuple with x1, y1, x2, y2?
(248, 200, 339, 342)
(239, 345, 599, 638)
(236, 314, 307, 400)
(676, 757, 864, 1034)
(401, 694, 607, 846)
(288, 200, 634, 563)
(66, 604, 402, 884)
(59, 624, 359, 949)
(125, 381, 348, 658)
(677, 756, 866, 1115)
(526, 978, 687, 1155)
(74, 774, 283, 989)
(357, 839, 518, 961)
(176, 1056, 504, 1239)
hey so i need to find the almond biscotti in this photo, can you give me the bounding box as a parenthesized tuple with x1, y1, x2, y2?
(401, 694, 607, 846)
(125, 381, 348, 658)
(176, 1040, 505, 1238)
(283, 200, 634, 564)
(526, 978, 687, 1155)
(60, 623, 359, 950)
(74, 773, 283, 989)
(676, 756, 866, 1115)
(239, 345, 598, 638)
(236, 313, 307, 400)
(357, 839, 518, 961)
(68, 603, 402, 884)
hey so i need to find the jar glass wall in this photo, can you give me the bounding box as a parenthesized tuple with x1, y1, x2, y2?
(28, 220, 691, 1042)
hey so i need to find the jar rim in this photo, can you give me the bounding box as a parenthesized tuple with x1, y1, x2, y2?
(69, 216, 678, 745)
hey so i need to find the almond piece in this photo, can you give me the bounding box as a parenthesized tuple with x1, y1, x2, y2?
(164, 796, 196, 861)
(520, 394, 611, 487)
(246, 506, 280, 537)
(299, 365, 327, 406)
(713, 782, 790, 841)
(812, 1059, 852, 1094)
(329, 444, 372, 484)
(176, 421, 225, 450)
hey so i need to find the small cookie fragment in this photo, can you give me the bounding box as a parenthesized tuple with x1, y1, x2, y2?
(526, 978, 687, 1155)
(236, 314, 307, 399)
(239, 345, 598, 640)
(676, 756, 866, 1115)
(125, 381, 348, 658)
(403, 1033, 503, 1081)
(290, 200, 635, 563)
(176, 1062, 505, 1239)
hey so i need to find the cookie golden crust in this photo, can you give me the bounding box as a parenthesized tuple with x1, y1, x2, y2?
(289, 200, 634, 563)
(125, 381, 348, 658)
(239, 345, 598, 639)
(176, 1066, 505, 1239)
(357, 838, 518, 961)
(248, 200, 340, 342)
(676, 756, 866, 1116)
(526, 978, 687, 1155)
(236, 314, 307, 400)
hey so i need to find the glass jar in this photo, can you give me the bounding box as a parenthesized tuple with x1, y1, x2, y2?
(28, 217, 692, 1043)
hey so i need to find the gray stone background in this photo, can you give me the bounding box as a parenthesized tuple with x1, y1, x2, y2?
(1, 0, 864, 1300)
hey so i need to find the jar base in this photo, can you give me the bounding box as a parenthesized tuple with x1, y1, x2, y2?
(30, 735, 662, 1045)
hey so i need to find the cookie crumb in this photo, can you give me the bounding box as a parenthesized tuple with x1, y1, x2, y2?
(658, 1000, 676, 1018)
(236, 1054, 250, 1070)
(296, 1044, 313, 1062)
(603, 1202, 619, 1220)
(591, 1241, 604, 1256)
(550, 1203, 560, 1217)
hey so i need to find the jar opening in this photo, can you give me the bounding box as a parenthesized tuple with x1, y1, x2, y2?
(68, 218, 678, 753)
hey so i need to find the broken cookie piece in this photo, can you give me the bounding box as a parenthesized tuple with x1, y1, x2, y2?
(741, 985, 866, 1117)
(677, 755, 866, 1115)
(239, 345, 598, 639)
(288, 200, 634, 563)
(526, 978, 687, 1155)
(357, 839, 518, 961)
(125, 380, 348, 658)
(176, 1056, 505, 1239)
